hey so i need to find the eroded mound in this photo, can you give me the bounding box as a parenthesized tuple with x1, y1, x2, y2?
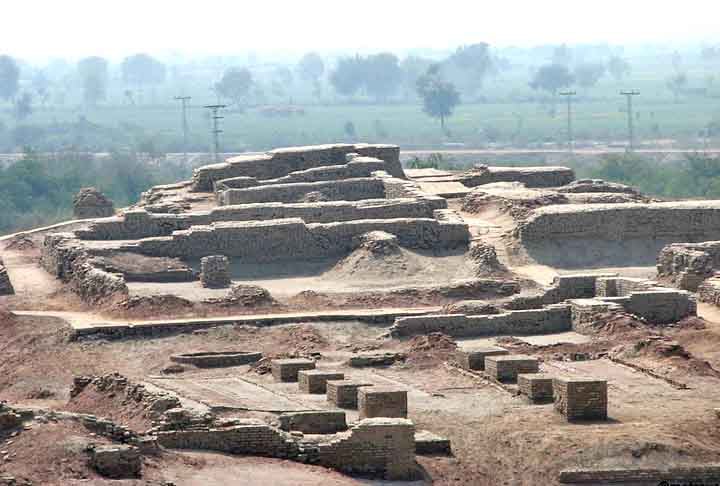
(326, 231, 425, 280)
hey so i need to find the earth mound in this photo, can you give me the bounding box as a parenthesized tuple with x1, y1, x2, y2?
(326, 231, 424, 280)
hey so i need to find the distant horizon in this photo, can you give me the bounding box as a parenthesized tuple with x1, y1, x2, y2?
(3, 0, 719, 62)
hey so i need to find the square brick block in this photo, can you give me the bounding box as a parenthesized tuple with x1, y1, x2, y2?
(517, 374, 554, 403)
(484, 355, 539, 382)
(271, 358, 316, 382)
(455, 347, 509, 371)
(298, 370, 345, 394)
(358, 386, 408, 419)
(554, 377, 607, 421)
(326, 380, 374, 409)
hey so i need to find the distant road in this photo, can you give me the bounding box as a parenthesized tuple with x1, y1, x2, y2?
(401, 148, 720, 156)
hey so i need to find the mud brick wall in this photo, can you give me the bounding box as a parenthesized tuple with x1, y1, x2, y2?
(327, 381, 374, 409)
(558, 465, 720, 484)
(390, 304, 571, 338)
(298, 370, 345, 394)
(518, 201, 720, 244)
(358, 387, 408, 419)
(569, 299, 625, 333)
(191, 144, 404, 191)
(657, 241, 720, 290)
(485, 356, 539, 382)
(459, 166, 575, 188)
(278, 410, 347, 434)
(219, 178, 387, 205)
(77, 197, 448, 241)
(156, 420, 297, 457)
(135, 216, 470, 262)
(623, 289, 696, 324)
(455, 347, 508, 370)
(271, 359, 316, 382)
(553, 377, 607, 420)
(200, 255, 231, 288)
(518, 374, 553, 403)
(316, 418, 416, 480)
(257, 158, 387, 186)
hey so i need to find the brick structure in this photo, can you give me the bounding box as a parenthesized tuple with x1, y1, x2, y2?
(271, 358, 316, 382)
(327, 380, 374, 409)
(484, 355, 539, 382)
(73, 187, 115, 219)
(200, 255, 231, 288)
(278, 410, 347, 434)
(553, 377, 607, 421)
(298, 370, 345, 394)
(358, 386, 408, 419)
(455, 347, 509, 371)
(517, 374, 554, 403)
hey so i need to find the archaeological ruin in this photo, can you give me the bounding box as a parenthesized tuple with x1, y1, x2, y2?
(4, 142, 720, 484)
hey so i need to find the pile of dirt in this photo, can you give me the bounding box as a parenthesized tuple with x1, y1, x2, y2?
(111, 294, 195, 318)
(325, 231, 424, 280)
(283, 325, 329, 354)
(4, 233, 36, 251)
(587, 312, 649, 337)
(442, 300, 501, 315)
(405, 332, 457, 367)
(0, 308, 16, 324)
(203, 284, 277, 308)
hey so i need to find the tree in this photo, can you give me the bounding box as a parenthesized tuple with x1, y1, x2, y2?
(14, 92, 32, 121)
(363, 53, 403, 102)
(121, 53, 166, 98)
(400, 56, 433, 101)
(215, 68, 253, 106)
(298, 52, 324, 100)
(529, 63, 574, 115)
(416, 66, 460, 130)
(77, 56, 109, 106)
(608, 56, 631, 82)
(444, 43, 494, 97)
(32, 70, 51, 106)
(574, 62, 606, 88)
(0, 55, 20, 102)
(666, 72, 688, 103)
(330, 56, 365, 98)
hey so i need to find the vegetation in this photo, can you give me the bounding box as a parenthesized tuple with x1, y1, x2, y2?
(0, 149, 189, 232)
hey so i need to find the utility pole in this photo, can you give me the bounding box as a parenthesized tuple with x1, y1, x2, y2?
(174, 96, 191, 166)
(559, 91, 576, 155)
(204, 104, 227, 163)
(620, 90, 640, 152)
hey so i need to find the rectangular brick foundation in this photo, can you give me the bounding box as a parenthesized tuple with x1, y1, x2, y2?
(358, 386, 408, 419)
(271, 359, 316, 382)
(485, 355, 539, 382)
(327, 380, 374, 409)
(298, 370, 345, 394)
(553, 377, 607, 421)
(518, 374, 554, 403)
(455, 347, 509, 370)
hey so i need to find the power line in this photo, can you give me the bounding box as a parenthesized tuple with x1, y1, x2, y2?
(620, 90, 640, 152)
(204, 104, 227, 163)
(174, 96, 191, 166)
(559, 91, 576, 156)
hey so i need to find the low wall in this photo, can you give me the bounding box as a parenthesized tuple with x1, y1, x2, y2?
(459, 166, 575, 188)
(191, 144, 404, 191)
(218, 178, 386, 205)
(390, 303, 571, 337)
(155, 417, 416, 480)
(135, 215, 470, 261)
(76, 197, 447, 241)
(559, 465, 720, 484)
(216, 157, 388, 191)
(516, 201, 720, 267)
(0, 257, 14, 296)
(41, 233, 129, 303)
(657, 241, 720, 290)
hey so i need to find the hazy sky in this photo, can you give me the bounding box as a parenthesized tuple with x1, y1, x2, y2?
(4, 0, 719, 60)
